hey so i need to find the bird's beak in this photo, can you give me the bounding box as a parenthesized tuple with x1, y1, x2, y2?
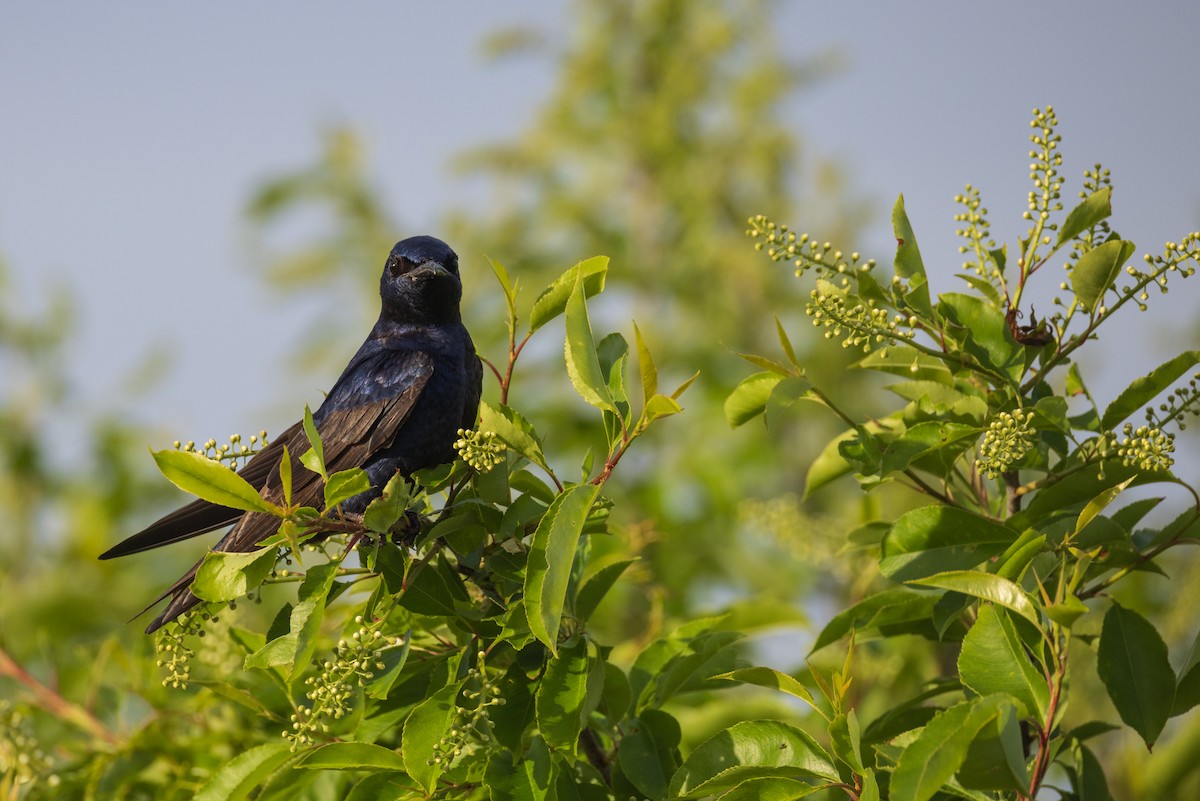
(408, 262, 453, 281)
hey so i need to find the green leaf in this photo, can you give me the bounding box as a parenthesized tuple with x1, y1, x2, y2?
(1073, 476, 1136, 542)
(879, 421, 981, 477)
(564, 274, 618, 413)
(402, 680, 464, 793)
(776, 317, 800, 369)
(194, 743, 294, 801)
(479, 401, 550, 473)
(488, 255, 517, 306)
(345, 773, 420, 801)
(714, 779, 825, 801)
(524, 484, 601, 652)
(537, 640, 591, 752)
(955, 705, 1029, 792)
(279, 445, 293, 508)
(804, 429, 856, 496)
(398, 554, 469, 617)
(363, 472, 411, 534)
(936, 293, 1023, 379)
(880, 506, 1014, 581)
(243, 562, 338, 674)
(1172, 629, 1200, 717)
(529, 255, 608, 332)
(725, 372, 784, 427)
(958, 605, 1049, 718)
(1100, 350, 1200, 431)
(301, 404, 325, 478)
(909, 571, 1040, 627)
(323, 467, 371, 509)
(1074, 745, 1112, 801)
(193, 547, 277, 603)
(152, 449, 281, 515)
(668, 720, 839, 798)
(712, 667, 816, 709)
(829, 711, 863, 773)
(890, 695, 1010, 801)
(633, 322, 658, 405)
(857, 345, 952, 383)
(575, 558, 637, 621)
(618, 725, 670, 801)
(1096, 602, 1175, 747)
(295, 742, 408, 771)
(365, 632, 410, 700)
(1057, 187, 1113, 247)
(645, 393, 683, 422)
(763, 376, 812, 430)
(892, 193, 933, 317)
(486, 740, 555, 801)
(1071, 239, 1137, 313)
(811, 589, 939, 652)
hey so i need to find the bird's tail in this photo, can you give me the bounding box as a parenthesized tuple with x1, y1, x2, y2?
(135, 560, 205, 633)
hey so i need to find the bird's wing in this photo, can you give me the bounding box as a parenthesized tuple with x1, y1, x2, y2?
(102, 348, 434, 560)
(97, 420, 309, 559)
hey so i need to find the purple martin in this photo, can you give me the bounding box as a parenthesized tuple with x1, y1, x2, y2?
(101, 236, 482, 632)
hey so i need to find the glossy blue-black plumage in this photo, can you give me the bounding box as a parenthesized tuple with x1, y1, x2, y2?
(101, 235, 482, 632)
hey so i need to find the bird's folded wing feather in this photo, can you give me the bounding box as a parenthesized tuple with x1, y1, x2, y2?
(100, 349, 434, 560)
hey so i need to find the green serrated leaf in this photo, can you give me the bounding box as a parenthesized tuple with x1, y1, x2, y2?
(958, 605, 1049, 718)
(323, 468, 371, 510)
(668, 720, 839, 799)
(194, 743, 295, 801)
(301, 404, 325, 478)
(525, 484, 601, 652)
(1101, 350, 1200, 431)
(537, 640, 590, 752)
(725, 372, 784, 427)
(575, 558, 637, 621)
(633, 322, 658, 405)
(1071, 239, 1136, 313)
(1097, 602, 1175, 747)
(1057, 187, 1113, 247)
(564, 275, 618, 413)
(479, 401, 550, 474)
(880, 507, 1014, 581)
(295, 742, 407, 771)
(152, 449, 281, 515)
(714, 667, 817, 710)
(363, 473, 411, 534)
(529, 255, 608, 333)
(890, 695, 1010, 801)
(909, 571, 1040, 627)
(193, 547, 278, 604)
(892, 193, 933, 317)
(402, 681, 465, 793)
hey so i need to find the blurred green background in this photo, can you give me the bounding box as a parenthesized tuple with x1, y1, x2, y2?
(3, 1, 1200, 796)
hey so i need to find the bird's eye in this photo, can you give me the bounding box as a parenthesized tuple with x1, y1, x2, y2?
(388, 257, 415, 278)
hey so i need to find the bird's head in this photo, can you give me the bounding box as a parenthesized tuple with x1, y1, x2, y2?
(379, 235, 463, 322)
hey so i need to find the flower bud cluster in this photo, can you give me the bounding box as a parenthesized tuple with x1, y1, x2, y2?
(1025, 106, 1064, 224)
(976, 410, 1037, 479)
(1116, 424, 1175, 472)
(284, 616, 398, 750)
(1144, 372, 1200, 432)
(806, 289, 915, 353)
(954, 184, 1000, 281)
(155, 610, 210, 689)
(454, 428, 506, 473)
(1117, 234, 1200, 312)
(174, 431, 269, 470)
(428, 651, 505, 768)
(0, 701, 59, 790)
(746, 215, 876, 286)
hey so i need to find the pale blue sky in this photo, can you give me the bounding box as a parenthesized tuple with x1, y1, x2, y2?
(2, 2, 1198, 448)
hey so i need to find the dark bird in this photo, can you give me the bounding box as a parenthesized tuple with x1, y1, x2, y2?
(101, 235, 482, 633)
